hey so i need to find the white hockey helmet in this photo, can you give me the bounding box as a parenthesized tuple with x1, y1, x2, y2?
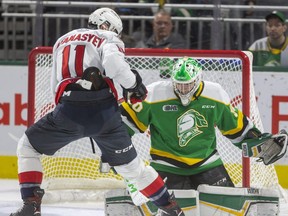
(171, 57, 202, 106)
(88, 7, 123, 35)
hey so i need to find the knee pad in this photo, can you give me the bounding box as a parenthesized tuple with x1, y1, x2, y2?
(17, 134, 42, 173)
(17, 134, 41, 158)
(114, 157, 159, 190)
(114, 157, 144, 180)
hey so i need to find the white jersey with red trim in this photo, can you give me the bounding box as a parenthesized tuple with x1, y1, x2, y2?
(50, 28, 135, 100)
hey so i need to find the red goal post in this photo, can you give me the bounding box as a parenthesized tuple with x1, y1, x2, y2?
(28, 47, 279, 197)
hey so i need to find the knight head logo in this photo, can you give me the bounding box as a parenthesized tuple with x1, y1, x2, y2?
(177, 109, 208, 147)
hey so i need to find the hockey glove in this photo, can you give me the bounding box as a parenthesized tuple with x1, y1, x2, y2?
(242, 129, 288, 165)
(77, 67, 108, 90)
(122, 69, 147, 104)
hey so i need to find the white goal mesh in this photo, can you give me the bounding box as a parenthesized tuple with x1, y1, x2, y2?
(28, 48, 279, 202)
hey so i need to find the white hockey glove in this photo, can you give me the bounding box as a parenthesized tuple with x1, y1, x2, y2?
(122, 70, 147, 104)
(125, 179, 149, 206)
(242, 129, 288, 165)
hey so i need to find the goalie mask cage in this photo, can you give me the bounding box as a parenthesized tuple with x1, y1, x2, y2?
(28, 47, 278, 202)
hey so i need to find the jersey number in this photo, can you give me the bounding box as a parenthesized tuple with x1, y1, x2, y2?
(62, 45, 86, 79)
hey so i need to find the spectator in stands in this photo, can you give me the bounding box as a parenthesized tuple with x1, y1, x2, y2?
(121, 33, 146, 48)
(121, 33, 138, 48)
(135, 9, 187, 49)
(249, 11, 288, 66)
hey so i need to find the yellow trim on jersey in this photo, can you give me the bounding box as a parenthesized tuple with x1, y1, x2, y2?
(221, 110, 244, 136)
(145, 97, 179, 105)
(150, 148, 203, 165)
(121, 102, 148, 132)
(145, 82, 204, 104)
(192, 81, 204, 101)
(267, 37, 288, 54)
(200, 95, 229, 106)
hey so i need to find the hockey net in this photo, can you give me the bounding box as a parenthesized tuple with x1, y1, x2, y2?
(28, 47, 279, 202)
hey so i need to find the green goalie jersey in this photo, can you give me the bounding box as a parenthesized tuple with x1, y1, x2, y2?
(121, 80, 255, 176)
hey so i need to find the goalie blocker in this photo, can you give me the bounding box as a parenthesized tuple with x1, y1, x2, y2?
(242, 129, 288, 165)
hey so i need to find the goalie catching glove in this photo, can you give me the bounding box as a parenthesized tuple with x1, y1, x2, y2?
(242, 129, 288, 165)
(122, 69, 147, 104)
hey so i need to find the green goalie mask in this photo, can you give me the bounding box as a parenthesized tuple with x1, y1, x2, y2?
(171, 57, 202, 106)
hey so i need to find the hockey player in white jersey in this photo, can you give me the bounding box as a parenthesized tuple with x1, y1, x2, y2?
(10, 8, 184, 216)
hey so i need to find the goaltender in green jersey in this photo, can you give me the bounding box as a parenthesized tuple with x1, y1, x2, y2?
(120, 57, 288, 190)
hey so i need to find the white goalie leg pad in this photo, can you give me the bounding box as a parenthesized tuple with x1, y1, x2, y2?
(154, 190, 199, 216)
(198, 184, 280, 216)
(105, 189, 199, 216)
(105, 189, 145, 216)
(106, 184, 280, 216)
(17, 134, 42, 173)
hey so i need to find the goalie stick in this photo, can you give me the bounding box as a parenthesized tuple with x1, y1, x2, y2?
(89, 137, 96, 154)
(89, 137, 112, 173)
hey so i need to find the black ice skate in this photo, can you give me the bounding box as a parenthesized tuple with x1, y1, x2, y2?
(157, 193, 185, 216)
(10, 188, 45, 216)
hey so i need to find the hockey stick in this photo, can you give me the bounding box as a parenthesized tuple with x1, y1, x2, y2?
(89, 137, 96, 154)
(89, 137, 112, 173)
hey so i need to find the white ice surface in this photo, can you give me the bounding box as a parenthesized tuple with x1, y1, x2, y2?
(0, 179, 105, 216)
(1, 179, 287, 216)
